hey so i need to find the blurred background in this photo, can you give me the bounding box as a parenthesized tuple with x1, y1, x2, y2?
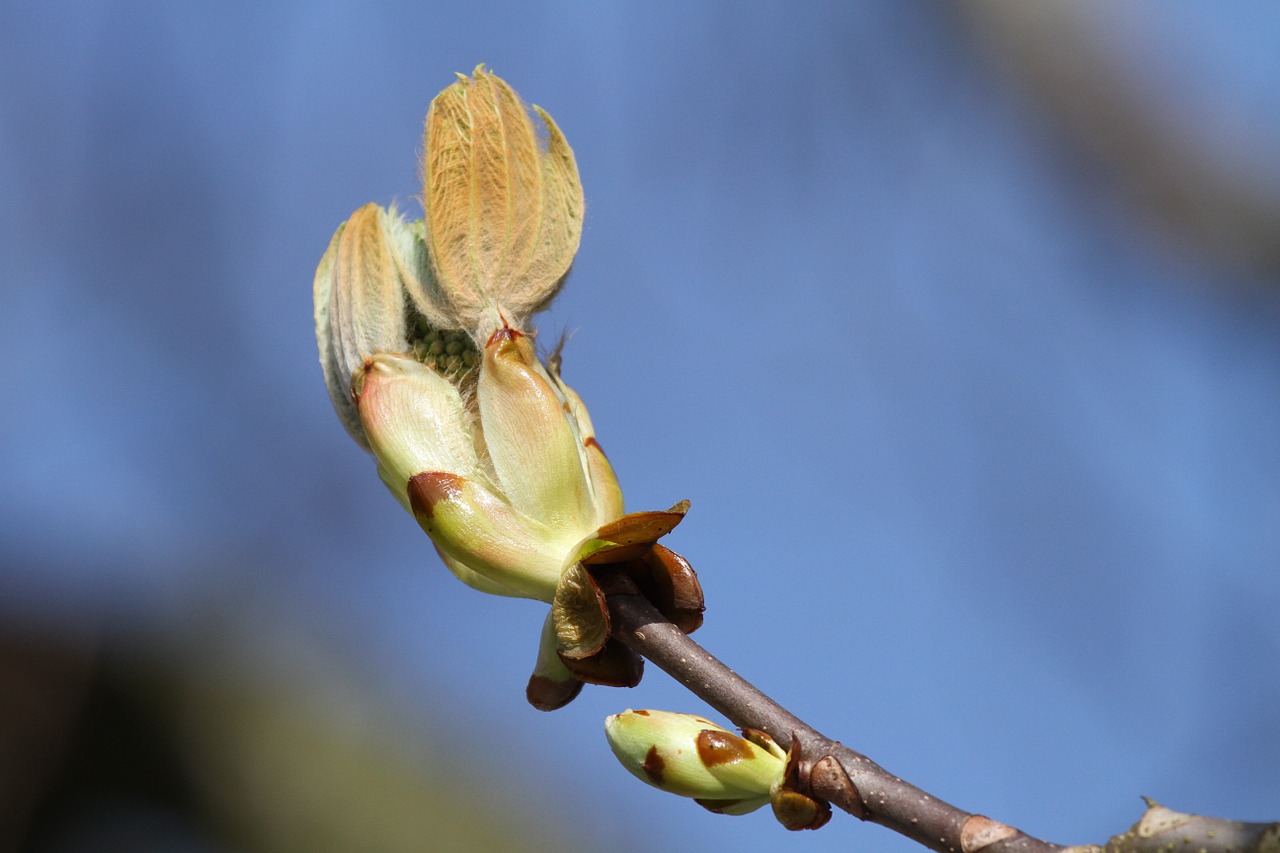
(1, 2, 1277, 851)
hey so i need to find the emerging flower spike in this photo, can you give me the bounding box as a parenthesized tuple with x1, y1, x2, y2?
(604, 710, 831, 831)
(313, 67, 704, 709)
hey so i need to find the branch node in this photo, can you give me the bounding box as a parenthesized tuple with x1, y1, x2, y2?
(810, 754, 867, 820)
(767, 734, 832, 830)
(1135, 801, 1192, 838)
(960, 815, 1018, 852)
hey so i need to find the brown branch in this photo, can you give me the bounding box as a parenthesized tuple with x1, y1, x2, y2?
(601, 577, 1058, 853)
(600, 575, 1271, 853)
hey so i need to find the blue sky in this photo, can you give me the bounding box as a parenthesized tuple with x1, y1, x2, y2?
(2, 3, 1277, 852)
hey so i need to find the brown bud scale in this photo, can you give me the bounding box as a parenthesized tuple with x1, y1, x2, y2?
(696, 729, 755, 767)
(642, 745, 666, 785)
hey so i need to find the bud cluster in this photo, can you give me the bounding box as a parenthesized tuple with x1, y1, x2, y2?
(410, 321, 478, 381)
(314, 67, 704, 710)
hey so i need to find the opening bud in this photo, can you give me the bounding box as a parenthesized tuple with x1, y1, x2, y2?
(314, 68, 705, 712)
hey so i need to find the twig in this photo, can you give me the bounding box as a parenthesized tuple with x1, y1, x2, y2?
(601, 576, 1277, 853)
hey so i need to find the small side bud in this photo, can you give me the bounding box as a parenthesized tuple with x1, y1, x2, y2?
(604, 710, 784, 816)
